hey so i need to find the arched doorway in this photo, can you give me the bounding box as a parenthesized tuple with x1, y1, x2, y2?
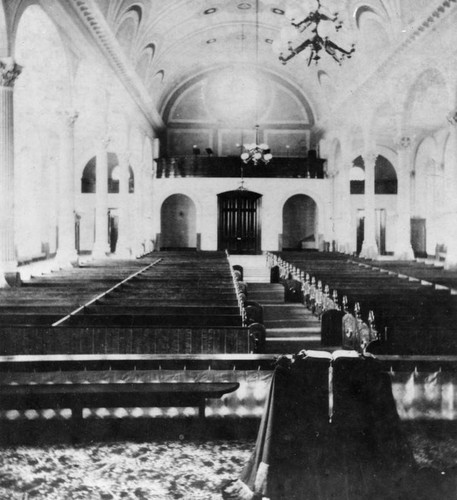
(160, 194, 197, 249)
(218, 190, 262, 254)
(282, 194, 317, 250)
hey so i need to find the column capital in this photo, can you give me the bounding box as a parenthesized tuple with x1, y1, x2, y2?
(100, 135, 111, 150)
(0, 58, 22, 88)
(62, 109, 79, 128)
(395, 135, 413, 150)
(447, 109, 457, 126)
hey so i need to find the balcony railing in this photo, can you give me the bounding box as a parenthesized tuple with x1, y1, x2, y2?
(154, 156, 326, 179)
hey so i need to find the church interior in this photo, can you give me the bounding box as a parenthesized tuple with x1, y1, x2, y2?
(1, 0, 457, 498)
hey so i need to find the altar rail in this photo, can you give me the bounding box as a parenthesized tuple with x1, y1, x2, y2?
(0, 354, 456, 421)
(154, 156, 326, 179)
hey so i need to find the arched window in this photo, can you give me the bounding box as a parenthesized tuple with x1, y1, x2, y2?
(81, 157, 96, 193)
(350, 155, 397, 194)
(81, 153, 134, 193)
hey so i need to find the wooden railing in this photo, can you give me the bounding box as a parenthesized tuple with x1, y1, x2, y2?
(154, 156, 326, 179)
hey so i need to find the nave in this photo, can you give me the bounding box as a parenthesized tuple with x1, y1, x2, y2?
(1, 0, 457, 497)
(1, 250, 457, 498)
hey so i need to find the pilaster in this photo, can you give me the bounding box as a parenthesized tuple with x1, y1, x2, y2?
(0, 58, 21, 287)
(360, 151, 379, 259)
(55, 110, 79, 266)
(92, 136, 111, 257)
(115, 151, 132, 258)
(444, 109, 457, 269)
(394, 136, 415, 260)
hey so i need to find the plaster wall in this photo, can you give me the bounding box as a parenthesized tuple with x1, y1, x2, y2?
(152, 178, 332, 252)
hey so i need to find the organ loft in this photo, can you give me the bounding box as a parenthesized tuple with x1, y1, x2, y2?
(0, 1, 457, 499)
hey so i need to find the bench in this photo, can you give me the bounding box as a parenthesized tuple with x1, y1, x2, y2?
(0, 380, 240, 421)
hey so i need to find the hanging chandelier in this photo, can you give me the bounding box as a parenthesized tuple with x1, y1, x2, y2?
(239, 0, 273, 167)
(272, 0, 355, 66)
(241, 126, 273, 165)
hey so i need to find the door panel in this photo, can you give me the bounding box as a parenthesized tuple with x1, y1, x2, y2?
(375, 208, 386, 255)
(411, 218, 426, 257)
(356, 210, 364, 255)
(218, 190, 261, 254)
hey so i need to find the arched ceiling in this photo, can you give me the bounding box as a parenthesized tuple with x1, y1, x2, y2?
(95, 0, 431, 122)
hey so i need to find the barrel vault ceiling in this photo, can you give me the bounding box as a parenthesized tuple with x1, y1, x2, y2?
(90, 0, 435, 124)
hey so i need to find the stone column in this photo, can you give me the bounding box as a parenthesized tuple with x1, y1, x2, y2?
(360, 152, 379, 258)
(55, 110, 79, 265)
(338, 156, 353, 253)
(115, 151, 132, 257)
(92, 136, 111, 257)
(0, 58, 22, 287)
(134, 161, 146, 257)
(444, 110, 457, 268)
(394, 136, 415, 260)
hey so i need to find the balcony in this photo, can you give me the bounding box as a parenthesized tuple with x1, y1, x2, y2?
(154, 156, 326, 179)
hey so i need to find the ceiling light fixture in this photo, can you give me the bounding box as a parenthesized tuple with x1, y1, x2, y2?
(272, 0, 355, 66)
(240, 0, 273, 167)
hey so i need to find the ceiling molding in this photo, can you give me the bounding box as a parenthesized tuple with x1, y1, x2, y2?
(67, 0, 164, 131)
(329, 0, 457, 129)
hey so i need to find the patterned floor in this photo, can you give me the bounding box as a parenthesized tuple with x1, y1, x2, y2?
(0, 421, 456, 500)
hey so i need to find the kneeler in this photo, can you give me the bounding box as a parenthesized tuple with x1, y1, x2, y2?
(222, 353, 430, 500)
(329, 354, 416, 499)
(222, 353, 331, 500)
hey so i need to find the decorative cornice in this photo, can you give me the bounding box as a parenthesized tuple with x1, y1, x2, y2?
(336, 0, 457, 116)
(67, 0, 164, 131)
(0, 57, 21, 88)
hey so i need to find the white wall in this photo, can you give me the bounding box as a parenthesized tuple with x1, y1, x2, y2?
(152, 177, 332, 251)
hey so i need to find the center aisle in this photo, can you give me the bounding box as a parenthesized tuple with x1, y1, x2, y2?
(229, 255, 322, 354)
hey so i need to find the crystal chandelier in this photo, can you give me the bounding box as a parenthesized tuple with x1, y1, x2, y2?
(273, 0, 355, 66)
(241, 125, 273, 165)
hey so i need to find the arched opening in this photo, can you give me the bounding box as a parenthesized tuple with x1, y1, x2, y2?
(350, 155, 397, 255)
(282, 194, 317, 250)
(14, 5, 67, 260)
(160, 194, 197, 249)
(350, 155, 397, 194)
(81, 157, 96, 193)
(81, 153, 134, 193)
(218, 190, 262, 254)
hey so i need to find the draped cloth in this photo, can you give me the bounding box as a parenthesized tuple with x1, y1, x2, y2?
(221, 353, 456, 500)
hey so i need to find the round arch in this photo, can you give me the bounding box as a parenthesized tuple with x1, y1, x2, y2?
(350, 154, 397, 194)
(0, 1, 9, 56)
(80, 153, 134, 193)
(282, 194, 318, 250)
(160, 194, 197, 249)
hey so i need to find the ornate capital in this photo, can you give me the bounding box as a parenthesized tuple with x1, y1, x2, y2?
(65, 110, 79, 128)
(101, 135, 111, 149)
(397, 136, 412, 150)
(0, 58, 22, 88)
(447, 109, 457, 126)
(60, 109, 79, 128)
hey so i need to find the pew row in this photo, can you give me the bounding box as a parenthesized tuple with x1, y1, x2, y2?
(0, 326, 253, 355)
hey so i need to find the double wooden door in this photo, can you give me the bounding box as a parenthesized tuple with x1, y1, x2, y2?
(218, 190, 262, 254)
